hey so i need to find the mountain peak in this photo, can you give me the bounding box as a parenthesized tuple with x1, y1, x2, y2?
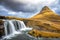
(43, 6, 49, 9)
(40, 6, 52, 14)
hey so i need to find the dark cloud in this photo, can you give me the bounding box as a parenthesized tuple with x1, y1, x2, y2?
(0, 0, 37, 13)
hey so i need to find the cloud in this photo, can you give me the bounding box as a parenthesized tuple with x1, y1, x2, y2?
(49, 0, 60, 14)
(0, 0, 37, 12)
(13, 0, 56, 5)
(0, 0, 57, 12)
(8, 11, 16, 15)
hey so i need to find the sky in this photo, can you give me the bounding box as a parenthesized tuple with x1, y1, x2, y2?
(0, 0, 60, 18)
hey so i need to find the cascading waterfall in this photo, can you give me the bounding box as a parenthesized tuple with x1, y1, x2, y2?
(18, 20, 32, 31)
(2, 20, 32, 39)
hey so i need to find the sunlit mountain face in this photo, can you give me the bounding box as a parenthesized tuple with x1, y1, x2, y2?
(0, 0, 60, 18)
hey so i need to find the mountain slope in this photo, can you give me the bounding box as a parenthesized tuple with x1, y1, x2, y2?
(27, 6, 60, 38)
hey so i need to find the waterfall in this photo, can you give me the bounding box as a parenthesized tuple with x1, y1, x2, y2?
(17, 20, 32, 31)
(8, 21, 16, 34)
(19, 21, 26, 28)
(2, 20, 32, 39)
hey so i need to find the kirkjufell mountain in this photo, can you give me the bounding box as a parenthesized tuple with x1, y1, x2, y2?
(31, 6, 60, 20)
(28, 6, 60, 38)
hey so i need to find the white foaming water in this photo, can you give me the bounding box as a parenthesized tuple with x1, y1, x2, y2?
(18, 20, 32, 31)
(2, 20, 32, 39)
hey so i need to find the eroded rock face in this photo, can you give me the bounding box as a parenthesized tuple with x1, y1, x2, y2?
(0, 20, 4, 38)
